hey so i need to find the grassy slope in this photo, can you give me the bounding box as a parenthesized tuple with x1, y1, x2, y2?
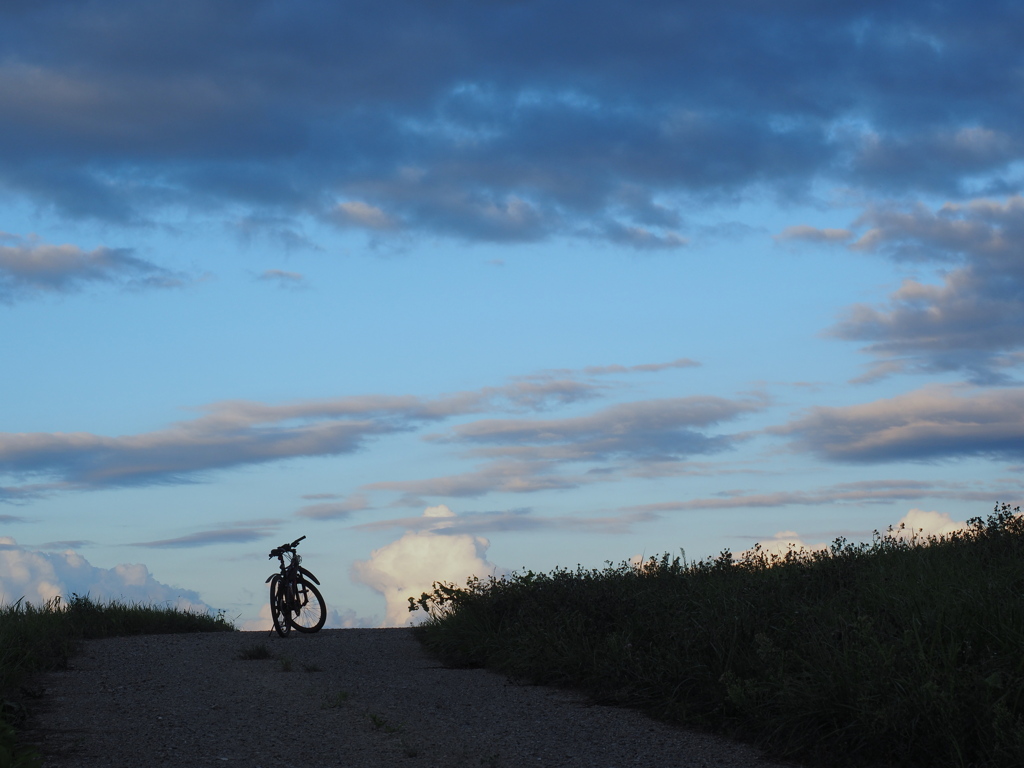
(413, 503, 1024, 768)
(0, 594, 233, 767)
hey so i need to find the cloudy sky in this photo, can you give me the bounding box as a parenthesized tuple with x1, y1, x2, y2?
(2, 0, 1022, 628)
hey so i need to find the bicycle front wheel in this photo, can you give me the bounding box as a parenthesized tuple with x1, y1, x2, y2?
(289, 579, 326, 633)
(269, 575, 291, 637)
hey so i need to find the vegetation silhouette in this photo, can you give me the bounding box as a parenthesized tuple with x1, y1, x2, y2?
(413, 503, 1024, 767)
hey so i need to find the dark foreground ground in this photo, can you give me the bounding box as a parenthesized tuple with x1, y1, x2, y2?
(28, 628, 788, 768)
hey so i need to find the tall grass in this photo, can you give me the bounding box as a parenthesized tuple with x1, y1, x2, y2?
(0, 594, 233, 766)
(412, 503, 1024, 768)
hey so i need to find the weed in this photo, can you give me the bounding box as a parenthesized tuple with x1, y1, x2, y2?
(302, 663, 321, 673)
(237, 643, 273, 660)
(278, 656, 293, 672)
(368, 712, 402, 733)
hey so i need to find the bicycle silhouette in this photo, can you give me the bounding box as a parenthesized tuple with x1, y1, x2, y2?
(266, 535, 326, 637)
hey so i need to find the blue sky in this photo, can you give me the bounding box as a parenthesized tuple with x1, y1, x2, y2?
(2, 0, 1023, 628)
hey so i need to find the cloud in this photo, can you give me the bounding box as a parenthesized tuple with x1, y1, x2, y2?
(132, 525, 277, 548)
(232, 216, 321, 252)
(771, 385, 1024, 463)
(0, 536, 215, 611)
(0, 233, 190, 303)
(350, 505, 502, 627)
(603, 222, 688, 250)
(2, 3, 1022, 242)
(0, 481, 66, 504)
(366, 394, 765, 501)
(356, 506, 658, 535)
(364, 460, 595, 499)
(479, 377, 606, 411)
(295, 493, 372, 520)
(0, 396, 441, 492)
(257, 269, 306, 289)
(625, 478, 1008, 513)
(442, 396, 765, 461)
(775, 225, 854, 244)
(37, 540, 92, 551)
(579, 358, 701, 375)
(890, 508, 968, 540)
(0, 367, 715, 499)
(849, 127, 1022, 195)
(332, 201, 400, 230)
(794, 197, 1024, 383)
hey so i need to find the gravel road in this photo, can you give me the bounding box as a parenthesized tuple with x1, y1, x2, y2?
(30, 628, 790, 768)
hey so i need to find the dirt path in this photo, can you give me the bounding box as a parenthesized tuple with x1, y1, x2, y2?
(29, 628, 789, 768)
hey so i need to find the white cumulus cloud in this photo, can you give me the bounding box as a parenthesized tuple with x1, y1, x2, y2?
(889, 508, 968, 541)
(0, 537, 213, 612)
(350, 505, 503, 627)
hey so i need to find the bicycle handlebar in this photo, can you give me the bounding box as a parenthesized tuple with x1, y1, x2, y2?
(269, 535, 306, 558)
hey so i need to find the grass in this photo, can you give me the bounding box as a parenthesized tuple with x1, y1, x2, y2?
(412, 502, 1024, 768)
(237, 642, 274, 660)
(368, 712, 403, 733)
(0, 593, 233, 765)
(237, 643, 320, 672)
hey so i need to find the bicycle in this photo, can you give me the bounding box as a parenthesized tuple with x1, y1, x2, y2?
(266, 535, 327, 637)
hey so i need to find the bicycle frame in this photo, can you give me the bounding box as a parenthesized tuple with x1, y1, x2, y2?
(269, 549, 322, 588)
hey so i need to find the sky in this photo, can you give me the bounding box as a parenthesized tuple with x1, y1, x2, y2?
(2, 0, 1023, 629)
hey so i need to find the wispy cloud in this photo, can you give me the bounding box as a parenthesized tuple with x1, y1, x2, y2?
(771, 385, 1024, 463)
(775, 225, 854, 244)
(356, 506, 658, 536)
(624, 478, 1012, 513)
(367, 395, 767, 501)
(0, 514, 28, 523)
(440, 396, 766, 461)
(0, 363, 703, 498)
(0, 396, 443, 492)
(576, 358, 701, 376)
(364, 460, 595, 500)
(296, 493, 372, 520)
(132, 526, 277, 548)
(257, 269, 307, 290)
(603, 222, 688, 250)
(0, 233, 191, 303)
(36, 540, 93, 551)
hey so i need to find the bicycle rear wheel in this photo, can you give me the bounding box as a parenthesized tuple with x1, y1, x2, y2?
(289, 579, 326, 633)
(269, 575, 290, 637)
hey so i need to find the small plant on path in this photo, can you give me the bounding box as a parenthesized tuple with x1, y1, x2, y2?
(368, 712, 402, 733)
(236, 643, 273, 660)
